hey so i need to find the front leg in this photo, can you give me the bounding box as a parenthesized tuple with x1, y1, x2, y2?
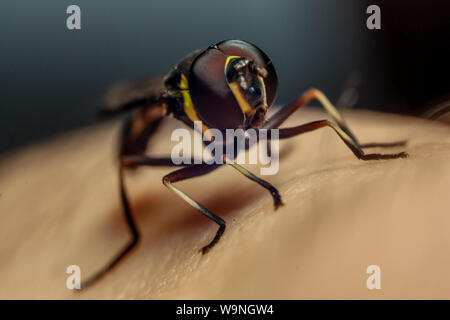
(162, 164, 225, 254)
(228, 162, 283, 209)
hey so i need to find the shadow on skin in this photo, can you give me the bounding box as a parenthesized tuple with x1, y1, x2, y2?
(97, 173, 270, 263)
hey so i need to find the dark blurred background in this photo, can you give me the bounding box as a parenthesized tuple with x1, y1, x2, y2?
(1, 0, 449, 154)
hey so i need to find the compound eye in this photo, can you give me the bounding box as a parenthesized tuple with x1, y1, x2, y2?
(188, 48, 245, 129)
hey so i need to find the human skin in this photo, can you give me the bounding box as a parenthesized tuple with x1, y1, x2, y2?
(0, 109, 449, 299)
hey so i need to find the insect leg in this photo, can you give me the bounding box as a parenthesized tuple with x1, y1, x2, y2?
(228, 163, 283, 209)
(263, 88, 407, 148)
(359, 141, 408, 148)
(276, 120, 408, 160)
(81, 156, 191, 288)
(162, 164, 226, 254)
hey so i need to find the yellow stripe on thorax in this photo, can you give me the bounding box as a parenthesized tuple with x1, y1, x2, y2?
(179, 74, 210, 135)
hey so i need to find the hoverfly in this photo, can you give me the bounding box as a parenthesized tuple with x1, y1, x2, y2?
(84, 39, 407, 287)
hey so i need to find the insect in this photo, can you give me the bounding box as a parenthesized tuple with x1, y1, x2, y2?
(84, 39, 408, 287)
